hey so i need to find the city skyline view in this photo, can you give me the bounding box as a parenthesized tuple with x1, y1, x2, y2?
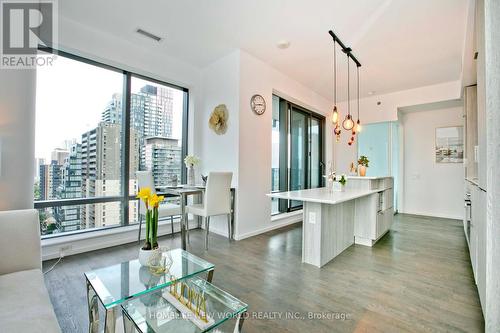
(35, 54, 186, 235)
(35, 54, 184, 163)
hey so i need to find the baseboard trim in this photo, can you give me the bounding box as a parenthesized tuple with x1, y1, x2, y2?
(399, 211, 462, 221)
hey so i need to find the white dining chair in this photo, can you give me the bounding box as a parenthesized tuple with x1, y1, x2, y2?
(136, 171, 181, 242)
(185, 172, 233, 250)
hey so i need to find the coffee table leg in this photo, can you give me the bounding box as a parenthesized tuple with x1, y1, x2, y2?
(180, 193, 187, 250)
(86, 279, 99, 333)
(104, 307, 118, 333)
(235, 310, 247, 333)
(207, 268, 214, 283)
(122, 310, 135, 333)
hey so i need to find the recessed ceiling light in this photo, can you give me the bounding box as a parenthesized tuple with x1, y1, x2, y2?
(277, 40, 291, 49)
(136, 28, 162, 42)
(368, 91, 375, 95)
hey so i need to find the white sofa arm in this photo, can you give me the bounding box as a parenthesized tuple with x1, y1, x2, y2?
(0, 209, 41, 275)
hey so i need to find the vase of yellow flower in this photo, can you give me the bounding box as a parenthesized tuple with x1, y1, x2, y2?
(137, 187, 164, 266)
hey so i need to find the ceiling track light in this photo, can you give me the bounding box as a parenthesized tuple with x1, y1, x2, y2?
(328, 30, 362, 146)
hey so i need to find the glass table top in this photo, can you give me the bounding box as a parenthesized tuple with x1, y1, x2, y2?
(122, 276, 248, 333)
(85, 248, 215, 309)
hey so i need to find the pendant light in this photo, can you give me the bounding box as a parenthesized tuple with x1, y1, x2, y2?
(342, 53, 354, 131)
(329, 29, 362, 146)
(355, 65, 362, 133)
(332, 41, 342, 141)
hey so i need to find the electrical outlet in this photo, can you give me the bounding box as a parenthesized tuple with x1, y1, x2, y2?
(59, 245, 72, 258)
(309, 212, 316, 224)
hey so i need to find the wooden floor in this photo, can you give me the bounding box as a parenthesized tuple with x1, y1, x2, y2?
(43, 214, 484, 333)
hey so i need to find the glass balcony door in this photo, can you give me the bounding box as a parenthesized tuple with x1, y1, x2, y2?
(272, 96, 324, 214)
(289, 108, 309, 209)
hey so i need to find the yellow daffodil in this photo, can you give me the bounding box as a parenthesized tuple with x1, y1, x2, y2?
(136, 187, 152, 207)
(148, 194, 164, 208)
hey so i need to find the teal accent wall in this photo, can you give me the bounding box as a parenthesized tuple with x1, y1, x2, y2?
(358, 122, 390, 177)
(358, 121, 399, 210)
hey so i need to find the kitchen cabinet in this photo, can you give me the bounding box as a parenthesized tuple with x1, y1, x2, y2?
(468, 183, 486, 315)
(351, 177, 394, 246)
(464, 86, 478, 182)
(476, 188, 486, 312)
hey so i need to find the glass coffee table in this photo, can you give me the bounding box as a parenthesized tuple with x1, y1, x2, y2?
(122, 276, 248, 333)
(85, 249, 215, 333)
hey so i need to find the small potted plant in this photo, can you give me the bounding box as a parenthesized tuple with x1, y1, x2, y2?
(339, 174, 347, 191)
(137, 187, 164, 266)
(358, 155, 369, 177)
(184, 155, 200, 186)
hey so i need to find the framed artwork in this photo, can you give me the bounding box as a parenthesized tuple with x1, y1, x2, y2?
(435, 126, 464, 163)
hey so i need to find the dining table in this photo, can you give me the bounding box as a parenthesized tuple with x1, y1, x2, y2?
(157, 184, 236, 250)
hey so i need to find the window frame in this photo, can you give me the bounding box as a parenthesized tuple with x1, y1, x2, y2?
(34, 47, 189, 239)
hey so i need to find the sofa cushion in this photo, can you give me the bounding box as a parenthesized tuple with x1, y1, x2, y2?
(0, 269, 61, 333)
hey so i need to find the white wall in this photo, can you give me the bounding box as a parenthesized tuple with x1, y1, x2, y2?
(194, 50, 240, 235)
(0, 69, 36, 210)
(401, 105, 464, 219)
(236, 50, 333, 239)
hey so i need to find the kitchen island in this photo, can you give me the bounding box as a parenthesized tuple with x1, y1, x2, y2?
(268, 176, 393, 267)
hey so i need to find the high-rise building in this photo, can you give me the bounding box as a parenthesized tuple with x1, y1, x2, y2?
(51, 148, 69, 165)
(140, 85, 174, 139)
(80, 122, 140, 229)
(144, 137, 181, 187)
(102, 85, 175, 170)
(34, 157, 46, 184)
(102, 93, 123, 124)
(39, 161, 62, 200)
(54, 143, 82, 232)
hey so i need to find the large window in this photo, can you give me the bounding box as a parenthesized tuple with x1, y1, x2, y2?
(271, 95, 324, 214)
(34, 50, 188, 237)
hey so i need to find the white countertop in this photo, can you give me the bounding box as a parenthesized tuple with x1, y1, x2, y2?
(267, 187, 379, 205)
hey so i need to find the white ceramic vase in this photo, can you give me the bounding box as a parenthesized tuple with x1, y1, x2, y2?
(188, 165, 195, 186)
(139, 248, 154, 267)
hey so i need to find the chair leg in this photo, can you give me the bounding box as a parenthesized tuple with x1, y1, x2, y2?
(205, 216, 210, 250)
(227, 214, 232, 242)
(170, 216, 174, 236)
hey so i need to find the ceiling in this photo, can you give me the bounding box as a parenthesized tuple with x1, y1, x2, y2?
(59, 0, 469, 100)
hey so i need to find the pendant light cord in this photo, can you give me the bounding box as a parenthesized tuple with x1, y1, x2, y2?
(357, 66, 360, 119)
(347, 54, 350, 116)
(333, 42, 337, 105)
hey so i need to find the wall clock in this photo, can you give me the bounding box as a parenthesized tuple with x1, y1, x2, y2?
(250, 94, 266, 115)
